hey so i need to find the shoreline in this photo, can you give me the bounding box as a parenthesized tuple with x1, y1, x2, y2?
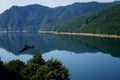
(39, 31, 120, 38)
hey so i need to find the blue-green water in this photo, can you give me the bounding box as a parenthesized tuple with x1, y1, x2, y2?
(0, 33, 120, 80)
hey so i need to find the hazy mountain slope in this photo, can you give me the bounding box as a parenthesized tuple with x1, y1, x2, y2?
(0, 1, 119, 32)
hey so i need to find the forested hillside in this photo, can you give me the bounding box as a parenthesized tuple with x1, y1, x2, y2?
(40, 4, 120, 35)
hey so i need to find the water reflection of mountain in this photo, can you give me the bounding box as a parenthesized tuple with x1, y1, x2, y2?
(45, 34, 120, 58)
(0, 33, 96, 55)
(0, 33, 120, 58)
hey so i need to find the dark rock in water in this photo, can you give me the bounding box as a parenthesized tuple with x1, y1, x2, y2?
(19, 45, 35, 52)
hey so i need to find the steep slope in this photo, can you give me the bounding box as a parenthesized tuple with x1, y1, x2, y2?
(0, 1, 120, 32)
(40, 4, 120, 35)
(0, 4, 52, 32)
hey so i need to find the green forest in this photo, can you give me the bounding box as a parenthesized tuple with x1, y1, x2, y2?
(0, 54, 69, 80)
(40, 4, 120, 35)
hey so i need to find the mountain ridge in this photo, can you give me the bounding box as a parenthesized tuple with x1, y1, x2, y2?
(0, 1, 120, 32)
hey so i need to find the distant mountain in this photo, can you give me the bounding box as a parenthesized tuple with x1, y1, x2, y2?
(0, 1, 120, 32)
(41, 4, 120, 35)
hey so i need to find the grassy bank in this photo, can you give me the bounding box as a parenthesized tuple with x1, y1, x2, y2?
(39, 31, 120, 38)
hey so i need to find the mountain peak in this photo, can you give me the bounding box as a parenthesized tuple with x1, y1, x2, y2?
(10, 4, 50, 10)
(10, 5, 19, 9)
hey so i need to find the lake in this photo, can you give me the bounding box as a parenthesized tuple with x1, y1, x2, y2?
(0, 32, 120, 80)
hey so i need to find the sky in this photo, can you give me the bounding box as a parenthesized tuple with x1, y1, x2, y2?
(0, 0, 114, 13)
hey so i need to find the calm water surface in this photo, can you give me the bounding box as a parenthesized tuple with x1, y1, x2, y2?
(0, 33, 120, 80)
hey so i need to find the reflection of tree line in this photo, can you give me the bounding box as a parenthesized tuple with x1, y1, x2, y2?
(0, 33, 95, 55)
(44, 34, 120, 58)
(0, 33, 49, 54)
(0, 33, 119, 58)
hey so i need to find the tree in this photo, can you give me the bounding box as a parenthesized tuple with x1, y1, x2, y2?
(4, 59, 25, 73)
(27, 53, 45, 66)
(21, 53, 45, 80)
(21, 63, 39, 80)
(0, 60, 5, 80)
(4, 59, 25, 80)
(0, 54, 69, 80)
(30, 59, 69, 80)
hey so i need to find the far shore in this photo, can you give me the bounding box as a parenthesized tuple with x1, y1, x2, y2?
(39, 31, 120, 38)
